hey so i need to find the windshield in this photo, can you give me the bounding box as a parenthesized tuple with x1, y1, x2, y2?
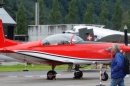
(42, 34, 83, 45)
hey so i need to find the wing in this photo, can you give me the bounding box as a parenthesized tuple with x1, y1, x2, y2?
(13, 50, 74, 64)
(9, 50, 107, 65)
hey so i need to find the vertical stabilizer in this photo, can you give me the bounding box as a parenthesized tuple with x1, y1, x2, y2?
(0, 19, 5, 47)
(0, 19, 22, 48)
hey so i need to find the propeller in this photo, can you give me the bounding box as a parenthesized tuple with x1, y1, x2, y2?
(124, 25, 128, 46)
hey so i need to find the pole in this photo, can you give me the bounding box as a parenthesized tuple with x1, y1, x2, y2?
(95, 62, 97, 69)
(96, 64, 105, 86)
(35, 2, 39, 25)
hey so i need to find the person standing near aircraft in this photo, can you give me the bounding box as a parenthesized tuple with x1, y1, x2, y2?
(110, 44, 126, 86)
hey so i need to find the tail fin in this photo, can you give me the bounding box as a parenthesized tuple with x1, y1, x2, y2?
(0, 19, 5, 47)
(0, 19, 22, 48)
(78, 28, 94, 41)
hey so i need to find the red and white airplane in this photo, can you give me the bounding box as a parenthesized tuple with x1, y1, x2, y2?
(0, 19, 130, 80)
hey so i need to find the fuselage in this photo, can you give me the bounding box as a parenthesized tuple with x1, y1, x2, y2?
(0, 40, 128, 65)
(0, 33, 130, 65)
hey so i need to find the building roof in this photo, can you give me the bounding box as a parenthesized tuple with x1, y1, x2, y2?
(0, 7, 16, 25)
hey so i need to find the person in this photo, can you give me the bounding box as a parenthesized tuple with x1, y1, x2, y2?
(110, 44, 126, 86)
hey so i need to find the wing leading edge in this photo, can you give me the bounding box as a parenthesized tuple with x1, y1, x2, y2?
(9, 50, 111, 65)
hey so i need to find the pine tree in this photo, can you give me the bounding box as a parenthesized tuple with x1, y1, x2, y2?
(49, 0, 62, 24)
(112, 0, 123, 30)
(83, 3, 94, 24)
(99, 0, 108, 27)
(66, 0, 78, 24)
(16, 3, 27, 34)
(121, 3, 130, 32)
(38, 0, 44, 24)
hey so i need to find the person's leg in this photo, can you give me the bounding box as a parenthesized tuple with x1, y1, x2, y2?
(110, 78, 119, 86)
(118, 78, 125, 86)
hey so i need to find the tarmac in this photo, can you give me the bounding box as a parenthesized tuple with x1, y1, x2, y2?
(0, 69, 130, 86)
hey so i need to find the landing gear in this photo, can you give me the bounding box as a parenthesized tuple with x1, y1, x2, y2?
(47, 70, 57, 80)
(102, 71, 108, 81)
(73, 64, 83, 79)
(74, 70, 83, 78)
(46, 65, 57, 80)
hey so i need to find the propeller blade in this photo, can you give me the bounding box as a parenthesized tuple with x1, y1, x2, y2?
(124, 25, 128, 46)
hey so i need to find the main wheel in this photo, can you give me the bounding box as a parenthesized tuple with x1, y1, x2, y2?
(102, 72, 108, 81)
(47, 70, 57, 80)
(74, 71, 83, 78)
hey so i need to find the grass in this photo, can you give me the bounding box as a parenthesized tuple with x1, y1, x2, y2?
(0, 64, 94, 72)
(0, 64, 69, 72)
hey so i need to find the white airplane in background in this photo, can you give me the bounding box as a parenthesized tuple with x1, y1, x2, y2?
(65, 25, 130, 43)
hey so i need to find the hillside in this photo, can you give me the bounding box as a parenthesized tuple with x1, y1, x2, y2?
(1, 0, 130, 30)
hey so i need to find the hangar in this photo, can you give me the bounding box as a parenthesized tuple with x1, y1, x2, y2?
(0, 7, 16, 40)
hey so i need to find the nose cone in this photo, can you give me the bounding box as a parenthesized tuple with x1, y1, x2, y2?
(123, 45, 130, 53)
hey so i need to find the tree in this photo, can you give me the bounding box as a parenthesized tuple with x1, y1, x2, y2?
(112, 0, 123, 30)
(83, 3, 94, 24)
(76, 0, 86, 23)
(99, 0, 108, 27)
(49, 0, 62, 24)
(16, 3, 27, 34)
(2, 0, 130, 28)
(122, 3, 130, 32)
(66, 0, 78, 24)
(12, 0, 17, 11)
(38, 0, 44, 24)
(122, 12, 130, 32)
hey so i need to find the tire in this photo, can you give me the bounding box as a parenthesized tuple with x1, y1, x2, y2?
(74, 71, 83, 78)
(102, 72, 108, 81)
(47, 70, 57, 80)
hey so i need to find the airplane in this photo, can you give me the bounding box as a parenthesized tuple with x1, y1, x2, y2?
(65, 25, 130, 43)
(0, 19, 130, 81)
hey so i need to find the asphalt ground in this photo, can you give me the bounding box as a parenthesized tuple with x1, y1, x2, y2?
(0, 69, 130, 86)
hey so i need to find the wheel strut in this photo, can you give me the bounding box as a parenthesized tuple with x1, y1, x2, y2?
(73, 64, 83, 79)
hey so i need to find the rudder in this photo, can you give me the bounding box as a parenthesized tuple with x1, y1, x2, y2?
(0, 19, 5, 47)
(0, 19, 22, 48)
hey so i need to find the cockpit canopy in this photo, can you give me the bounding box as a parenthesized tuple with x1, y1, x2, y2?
(42, 34, 83, 45)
